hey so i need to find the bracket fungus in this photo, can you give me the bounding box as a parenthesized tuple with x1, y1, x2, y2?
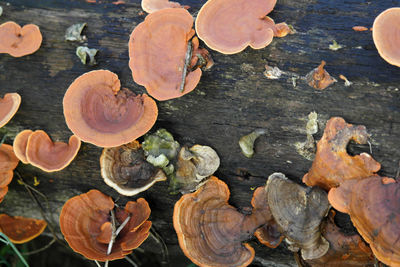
(302, 117, 381, 190)
(0, 93, 21, 128)
(174, 176, 272, 267)
(251, 186, 283, 248)
(129, 8, 210, 101)
(300, 211, 374, 267)
(0, 214, 47, 244)
(23, 130, 81, 172)
(0, 21, 42, 57)
(141, 0, 187, 13)
(328, 175, 400, 266)
(195, 0, 291, 54)
(0, 144, 19, 203)
(60, 189, 151, 261)
(170, 145, 220, 193)
(100, 140, 167, 196)
(13, 129, 33, 164)
(373, 8, 400, 67)
(266, 173, 330, 260)
(63, 70, 158, 147)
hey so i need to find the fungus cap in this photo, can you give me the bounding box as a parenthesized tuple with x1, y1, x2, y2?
(195, 0, 288, 54)
(25, 130, 81, 172)
(302, 117, 380, 190)
(373, 8, 400, 67)
(0, 186, 8, 203)
(141, 0, 184, 13)
(0, 21, 42, 57)
(129, 8, 202, 101)
(13, 130, 33, 164)
(100, 141, 167, 196)
(328, 175, 400, 266)
(173, 176, 263, 267)
(0, 144, 19, 194)
(63, 70, 158, 147)
(0, 214, 47, 244)
(0, 93, 21, 128)
(266, 173, 330, 260)
(60, 190, 151, 261)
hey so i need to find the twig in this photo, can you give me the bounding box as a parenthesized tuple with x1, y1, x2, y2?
(149, 227, 169, 266)
(115, 216, 130, 237)
(367, 141, 373, 154)
(105, 211, 131, 267)
(180, 40, 192, 93)
(94, 260, 101, 267)
(124, 255, 138, 267)
(22, 238, 56, 255)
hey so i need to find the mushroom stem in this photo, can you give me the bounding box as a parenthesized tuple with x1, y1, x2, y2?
(180, 40, 192, 93)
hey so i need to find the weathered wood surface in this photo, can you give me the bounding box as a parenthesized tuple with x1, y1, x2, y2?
(0, 0, 399, 266)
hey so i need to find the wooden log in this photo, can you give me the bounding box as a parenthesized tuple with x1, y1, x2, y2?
(0, 0, 399, 266)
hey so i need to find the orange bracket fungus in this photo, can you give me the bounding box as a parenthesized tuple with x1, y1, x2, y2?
(251, 186, 283, 248)
(25, 130, 81, 172)
(129, 8, 211, 101)
(305, 61, 336, 90)
(60, 189, 151, 261)
(0, 214, 47, 244)
(195, 0, 291, 54)
(63, 70, 158, 147)
(300, 211, 374, 267)
(141, 0, 187, 13)
(328, 175, 400, 266)
(0, 21, 42, 57)
(174, 176, 274, 267)
(0, 144, 19, 203)
(302, 117, 381, 190)
(0, 93, 21, 128)
(100, 140, 167, 196)
(13, 129, 33, 164)
(373, 8, 400, 67)
(266, 173, 330, 260)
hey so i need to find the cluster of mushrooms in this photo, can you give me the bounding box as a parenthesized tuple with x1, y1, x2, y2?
(0, 0, 400, 266)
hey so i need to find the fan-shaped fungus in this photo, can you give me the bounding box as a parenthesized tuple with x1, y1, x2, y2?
(251, 187, 283, 248)
(266, 173, 330, 260)
(100, 140, 167, 196)
(60, 190, 151, 261)
(13, 130, 33, 164)
(63, 70, 158, 147)
(129, 8, 209, 101)
(0, 93, 21, 128)
(195, 0, 291, 54)
(372, 8, 400, 67)
(0, 21, 42, 57)
(25, 130, 81, 172)
(0, 144, 19, 202)
(302, 117, 380, 190)
(0, 214, 47, 244)
(0, 187, 8, 203)
(141, 0, 186, 13)
(328, 175, 400, 266)
(173, 176, 271, 267)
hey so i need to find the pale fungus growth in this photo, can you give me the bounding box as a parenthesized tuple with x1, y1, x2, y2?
(76, 46, 98, 65)
(328, 40, 343, 51)
(65, 23, 87, 42)
(239, 129, 267, 158)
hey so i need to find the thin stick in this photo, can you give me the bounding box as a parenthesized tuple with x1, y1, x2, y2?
(149, 227, 169, 266)
(124, 255, 138, 267)
(0, 134, 7, 146)
(94, 260, 101, 267)
(22, 238, 56, 255)
(367, 141, 373, 154)
(115, 216, 130, 236)
(180, 41, 192, 93)
(105, 212, 130, 267)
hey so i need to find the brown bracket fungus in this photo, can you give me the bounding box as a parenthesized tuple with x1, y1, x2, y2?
(302, 117, 381, 190)
(0, 144, 19, 203)
(195, 0, 291, 54)
(173, 176, 272, 267)
(305, 61, 336, 90)
(0, 21, 42, 57)
(13, 129, 33, 164)
(299, 211, 374, 267)
(251, 187, 283, 248)
(25, 130, 81, 172)
(328, 175, 400, 266)
(141, 0, 187, 13)
(373, 8, 400, 67)
(0, 214, 47, 244)
(266, 173, 330, 260)
(0, 93, 21, 128)
(63, 70, 158, 147)
(100, 140, 167, 196)
(129, 8, 210, 101)
(60, 189, 151, 261)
